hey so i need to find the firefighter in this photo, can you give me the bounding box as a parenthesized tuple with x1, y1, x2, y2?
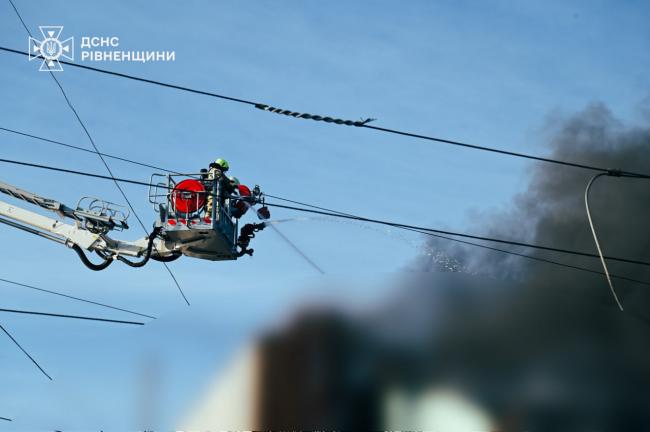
(228, 177, 272, 220)
(228, 176, 254, 219)
(227, 176, 271, 256)
(205, 158, 233, 218)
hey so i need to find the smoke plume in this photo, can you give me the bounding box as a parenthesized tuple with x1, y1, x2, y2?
(406, 103, 650, 429)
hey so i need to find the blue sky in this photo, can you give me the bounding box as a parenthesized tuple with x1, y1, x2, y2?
(1, 0, 649, 429)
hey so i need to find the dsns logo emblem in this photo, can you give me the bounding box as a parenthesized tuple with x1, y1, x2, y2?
(28, 26, 74, 71)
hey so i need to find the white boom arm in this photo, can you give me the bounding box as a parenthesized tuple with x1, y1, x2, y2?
(0, 200, 103, 249)
(0, 179, 175, 269)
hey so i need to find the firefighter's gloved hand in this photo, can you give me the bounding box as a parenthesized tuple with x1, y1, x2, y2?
(257, 206, 271, 220)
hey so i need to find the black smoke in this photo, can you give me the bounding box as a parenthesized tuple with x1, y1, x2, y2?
(405, 103, 650, 429)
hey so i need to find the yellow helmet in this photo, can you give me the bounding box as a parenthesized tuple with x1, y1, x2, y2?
(213, 158, 229, 171)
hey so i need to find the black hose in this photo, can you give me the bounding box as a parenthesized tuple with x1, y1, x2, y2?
(116, 254, 150, 268)
(150, 252, 182, 262)
(71, 244, 113, 271)
(115, 227, 161, 268)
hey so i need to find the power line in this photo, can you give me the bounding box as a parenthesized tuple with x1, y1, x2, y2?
(359, 124, 650, 178)
(1, 46, 259, 105)
(0, 308, 145, 325)
(261, 201, 650, 267)
(0, 126, 183, 174)
(0, 323, 51, 380)
(5, 5, 189, 305)
(0, 416, 11, 422)
(269, 224, 325, 274)
(1, 157, 649, 269)
(0, 157, 160, 187)
(2, 45, 649, 179)
(0, 277, 156, 320)
(264, 194, 650, 286)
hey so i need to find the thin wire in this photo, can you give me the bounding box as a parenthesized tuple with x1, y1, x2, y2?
(0, 46, 258, 106)
(265, 194, 650, 286)
(0, 158, 158, 187)
(0, 126, 183, 174)
(0, 323, 52, 380)
(360, 124, 650, 178)
(6, 3, 189, 305)
(1, 157, 649, 268)
(0, 277, 156, 319)
(246, 200, 325, 274)
(269, 224, 325, 274)
(0, 416, 11, 422)
(2, 44, 649, 179)
(0, 308, 144, 325)
(262, 201, 650, 267)
(584, 173, 624, 311)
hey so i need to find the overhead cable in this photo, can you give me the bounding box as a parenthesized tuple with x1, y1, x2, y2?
(0, 277, 156, 319)
(1, 45, 649, 179)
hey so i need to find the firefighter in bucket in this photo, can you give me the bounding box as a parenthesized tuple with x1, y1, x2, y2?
(204, 158, 233, 218)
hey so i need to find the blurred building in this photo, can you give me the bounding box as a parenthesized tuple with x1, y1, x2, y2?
(180, 273, 650, 430)
(180, 305, 492, 430)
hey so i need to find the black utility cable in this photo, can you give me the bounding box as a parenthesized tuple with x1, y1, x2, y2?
(359, 124, 650, 178)
(0, 417, 11, 422)
(0, 308, 144, 325)
(0, 323, 51, 380)
(5, 4, 189, 305)
(262, 201, 650, 267)
(264, 194, 650, 286)
(1, 157, 649, 268)
(0, 126, 183, 174)
(0, 157, 159, 187)
(268, 224, 325, 274)
(0, 47, 258, 106)
(0, 277, 156, 320)
(2, 45, 649, 179)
